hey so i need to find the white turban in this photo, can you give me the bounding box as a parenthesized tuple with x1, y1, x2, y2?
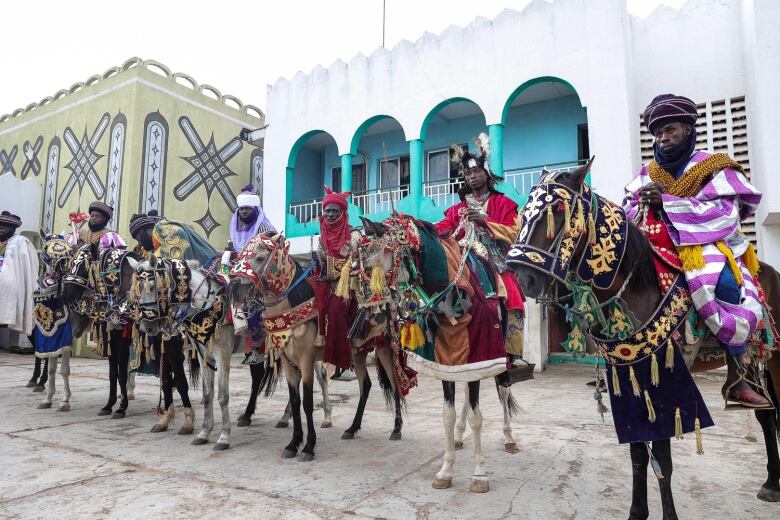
(236, 193, 261, 208)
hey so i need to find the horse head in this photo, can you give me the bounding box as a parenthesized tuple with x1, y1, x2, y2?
(38, 232, 73, 278)
(130, 253, 168, 337)
(230, 232, 291, 309)
(506, 157, 595, 300)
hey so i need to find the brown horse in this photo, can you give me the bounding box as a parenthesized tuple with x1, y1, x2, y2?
(507, 161, 780, 518)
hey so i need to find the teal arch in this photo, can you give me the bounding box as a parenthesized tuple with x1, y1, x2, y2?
(286, 129, 336, 169)
(501, 76, 581, 126)
(349, 115, 406, 156)
(419, 97, 485, 142)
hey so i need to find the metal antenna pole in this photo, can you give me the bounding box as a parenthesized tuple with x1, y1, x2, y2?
(382, 0, 386, 48)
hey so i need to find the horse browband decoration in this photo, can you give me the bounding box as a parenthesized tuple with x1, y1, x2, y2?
(506, 172, 628, 290)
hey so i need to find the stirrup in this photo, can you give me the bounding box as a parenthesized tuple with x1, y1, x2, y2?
(721, 370, 774, 410)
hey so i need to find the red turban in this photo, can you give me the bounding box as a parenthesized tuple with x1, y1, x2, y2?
(320, 186, 351, 257)
(322, 185, 350, 211)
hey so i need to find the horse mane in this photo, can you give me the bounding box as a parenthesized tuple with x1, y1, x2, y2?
(621, 222, 658, 293)
(286, 257, 314, 308)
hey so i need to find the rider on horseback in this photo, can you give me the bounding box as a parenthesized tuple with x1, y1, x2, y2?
(624, 94, 771, 409)
(65, 201, 126, 249)
(434, 135, 526, 366)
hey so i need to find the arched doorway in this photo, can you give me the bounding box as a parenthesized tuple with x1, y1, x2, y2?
(286, 130, 338, 227)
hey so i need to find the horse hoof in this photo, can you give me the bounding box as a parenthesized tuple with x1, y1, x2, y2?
(236, 415, 251, 427)
(97, 408, 112, 416)
(320, 420, 332, 429)
(389, 431, 402, 441)
(282, 448, 297, 459)
(504, 442, 520, 454)
(341, 431, 356, 440)
(191, 437, 209, 446)
(432, 478, 452, 489)
(37, 402, 52, 409)
(275, 421, 289, 429)
(150, 424, 169, 433)
(25, 380, 37, 388)
(111, 410, 126, 419)
(127, 394, 135, 401)
(454, 440, 464, 450)
(178, 427, 194, 435)
(32, 385, 45, 393)
(58, 403, 71, 412)
(469, 479, 490, 493)
(758, 484, 780, 502)
(213, 443, 229, 452)
(297, 452, 314, 462)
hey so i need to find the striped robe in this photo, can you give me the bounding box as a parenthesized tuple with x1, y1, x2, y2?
(624, 150, 763, 348)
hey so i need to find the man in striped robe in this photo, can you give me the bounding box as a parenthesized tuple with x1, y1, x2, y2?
(624, 94, 770, 408)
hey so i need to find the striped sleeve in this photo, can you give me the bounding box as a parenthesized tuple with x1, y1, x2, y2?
(622, 167, 648, 220)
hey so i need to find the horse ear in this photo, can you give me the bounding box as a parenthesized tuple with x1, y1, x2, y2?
(359, 216, 377, 236)
(89, 242, 99, 259)
(270, 233, 283, 243)
(39, 228, 46, 240)
(149, 254, 158, 268)
(558, 156, 595, 190)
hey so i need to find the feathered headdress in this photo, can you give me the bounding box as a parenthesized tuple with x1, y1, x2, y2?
(451, 133, 503, 199)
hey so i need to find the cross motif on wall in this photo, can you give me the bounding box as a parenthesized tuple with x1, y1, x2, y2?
(20, 136, 43, 179)
(58, 113, 110, 208)
(0, 145, 17, 176)
(174, 116, 242, 212)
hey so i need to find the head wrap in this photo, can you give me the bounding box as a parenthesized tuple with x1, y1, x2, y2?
(129, 210, 161, 237)
(319, 185, 351, 257)
(643, 94, 698, 136)
(453, 133, 503, 199)
(231, 185, 276, 251)
(0, 211, 22, 228)
(88, 201, 114, 220)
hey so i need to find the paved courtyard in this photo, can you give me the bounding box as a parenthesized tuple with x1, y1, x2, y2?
(0, 350, 776, 519)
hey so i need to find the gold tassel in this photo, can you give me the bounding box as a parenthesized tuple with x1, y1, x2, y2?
(574, 199, 585, 234)
(678, 244, 706, 271)
(546, 204, 555, 239)
(644, 389, 657, 423)
(629, 365, 640, 397)
(334, 257, 352, 300)
(400, 322, 426, 350)
(587, 214, 597, 245)
(715, 241, 743, 286)
(665, 338, 675, 369)
(695, 418, 704, 454)
(563, 200, 571, 236)
(650, 352, 660, 387)
(742, 242, 760, 278)
(370, 263, 385, 295)
(611, 364, 621, 397)
(674, 407, 683, 440)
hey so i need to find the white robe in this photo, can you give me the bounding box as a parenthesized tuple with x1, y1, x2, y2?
(0, 234, 39, 335)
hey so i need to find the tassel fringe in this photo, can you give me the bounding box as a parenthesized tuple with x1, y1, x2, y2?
(334, 257, 352, 300)
(674, 407, 683, 440)
(665, 338, 675, 369)
(644, 389, 656, 423)
(650, 352, 660, 387)
(695, 418, 704, 454)
(678, 244, 706, 272)
(587, 214, 597, 246)
(629, 365, 640, 397)
(563, 200, 571, 236)
(546, 205, 555, 240)
(400, 322, 425, 350)
(715, 241, 743, 286)
(611, 364, 621, 397)
(370, 263, 385, 295)
(743, 242, 760, 278)
(574, 199, 585, 235)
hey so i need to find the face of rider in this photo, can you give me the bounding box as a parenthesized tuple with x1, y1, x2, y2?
(0, 223, 14, 241)
(133, 228, 154, 251)
(464, 165, 489, 194)
(88, 210, 108, 232)
(323, 203, 343, 223)
(654, 122, 691, 151)
(238, 206, 256, 223)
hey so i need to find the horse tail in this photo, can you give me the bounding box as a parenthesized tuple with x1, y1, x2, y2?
(495, 377, 521, 419)
(189, 354, 200, 389)
(375, 358, 395, 409)
(259, 357, 281, 398)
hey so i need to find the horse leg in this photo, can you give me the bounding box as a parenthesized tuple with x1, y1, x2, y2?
(151, 346, 176, 433)
(628, 442, 650, 520)
(467, 381, 488, 493)
(298, 357, 317, 462)
(433, 381, 457, 489)
(99, 346, 118, 415)
(342, 351, 370, 440)
(127, 372, 136, 400)
(496, 379, 519, 453)
(756, 409, 780, 502)
(652, 439, 678, 520)
(37, 357, 57, 409)
(282, 363, 303, 459)
(454, 385, 469, 450)
(315, 360, 333, 428)
(193, 350, 214, 445)
(58, 350, 72, 412)
(376, 346, 403, 440)
(35, 357, 49, 390)
(277, 401, 292, 428)
(111, 333, 129, 418)
(238, 361, 264, 427)
(170, 340, 194, 435)
(27, 355, 41, 387)
(213, 338, 233, 451)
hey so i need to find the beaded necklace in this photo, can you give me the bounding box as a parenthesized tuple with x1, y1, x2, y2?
(648, 153, 744, 198)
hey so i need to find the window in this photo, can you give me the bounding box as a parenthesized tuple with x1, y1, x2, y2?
(577, 125, 589, 161)
(378, 155, 410, 189)
(331, 164, 367, 193)
(426, 144, 468, 183)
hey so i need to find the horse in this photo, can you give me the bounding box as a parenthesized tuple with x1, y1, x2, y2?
(230, 232, 333, 461)
(506, 159, 780, 517)
(62, 242, 138, 418)
(33, 233, 90, 411)
(131, 253, 248, 450)
(359, 214, 524, 492)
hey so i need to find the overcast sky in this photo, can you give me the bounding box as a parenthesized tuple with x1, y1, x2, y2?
(1, 0, 686, 114)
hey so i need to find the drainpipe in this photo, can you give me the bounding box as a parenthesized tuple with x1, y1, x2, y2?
(409, 139, 423, 216)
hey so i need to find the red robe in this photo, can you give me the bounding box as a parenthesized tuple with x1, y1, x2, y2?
(435, 193, 525, 311)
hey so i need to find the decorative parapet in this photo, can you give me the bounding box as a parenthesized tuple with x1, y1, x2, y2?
(0, 57, 264, 124)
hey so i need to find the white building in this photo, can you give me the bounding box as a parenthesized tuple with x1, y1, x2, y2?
(259, 0, 780, 368)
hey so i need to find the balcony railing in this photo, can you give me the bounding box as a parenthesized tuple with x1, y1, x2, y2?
(289, 199, 323, 223)
(423, 177, 465, 209)
(289, 185, 410, 223)
(503, 159, 587, 195)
